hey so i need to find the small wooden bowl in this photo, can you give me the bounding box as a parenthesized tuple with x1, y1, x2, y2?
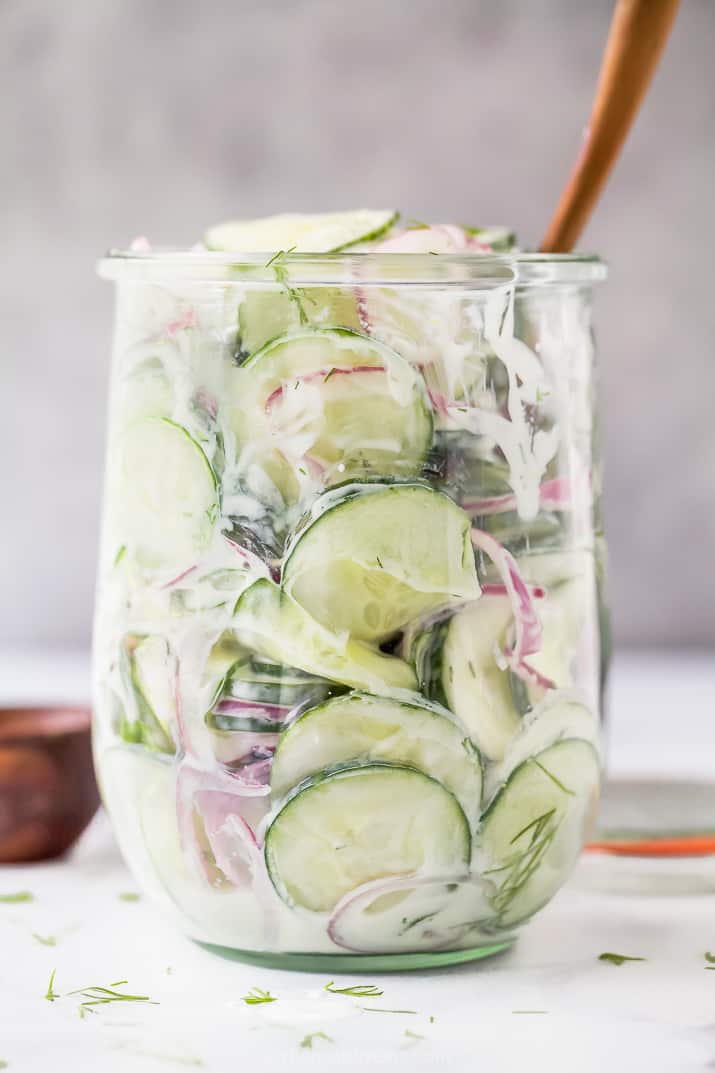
(0, 707, 100, 862)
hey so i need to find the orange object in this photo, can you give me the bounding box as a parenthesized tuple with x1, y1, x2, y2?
(586, 835, 715, 858)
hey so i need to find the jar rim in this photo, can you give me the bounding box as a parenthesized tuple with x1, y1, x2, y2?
(97, 248, 607, 287)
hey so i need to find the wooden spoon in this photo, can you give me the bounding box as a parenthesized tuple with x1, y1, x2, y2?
(540, 0, 681, 254)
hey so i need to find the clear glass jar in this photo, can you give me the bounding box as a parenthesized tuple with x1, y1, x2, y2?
(94, 249, 608, 970)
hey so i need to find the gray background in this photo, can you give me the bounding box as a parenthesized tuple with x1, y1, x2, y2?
(1, 0, 713, 649)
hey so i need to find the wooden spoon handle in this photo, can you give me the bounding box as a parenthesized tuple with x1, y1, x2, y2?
(540, 0, 681, 253)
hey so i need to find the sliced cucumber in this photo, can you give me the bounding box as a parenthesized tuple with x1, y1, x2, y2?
(204, 210, 398, 253)
(478, 739, 599, 925)
(220, 656, 335, 709)
(269, 692, 482, 825)
(264, 764, 471, 912)
(237, 287, 361, 357)
(231, 579, 417, 694)
(487, 691, 600, 799)
(328, 874, 494, 953)
(283, 482, 479, 643)
(98, 747, 191, 910)
(120, 356, 175, 425)
(119, 418, 218, 571)
(462, 225, 517, 252)
(118, 634, 175, 754)
(227, 328, 432, 498)
(408, 595, 519, 761)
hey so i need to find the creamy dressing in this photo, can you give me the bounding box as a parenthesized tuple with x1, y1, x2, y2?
(94, 236, 603, 957)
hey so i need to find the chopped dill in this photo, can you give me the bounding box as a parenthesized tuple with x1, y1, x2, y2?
(118, 892, 141, 902)
(32, 933, 57, 947)
(0, 891, 33, 904)
(363, 1007, 417, 1015)
(242, 987, 277, 1005)
(325, 980, 383, 997)
(598, 952, 646, 966)
(45, 968, 59, 1002)
(299, 1031, 333, 1049)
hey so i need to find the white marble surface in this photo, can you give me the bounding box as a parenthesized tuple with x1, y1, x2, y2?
(1, 651, 715, 1072)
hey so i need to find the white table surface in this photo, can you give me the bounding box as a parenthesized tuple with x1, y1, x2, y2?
(1, 649, 715, 1073)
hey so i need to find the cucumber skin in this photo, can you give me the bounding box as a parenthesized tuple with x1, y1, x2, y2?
(231, 579, 418, 693)
(269, 690, 484, 821)
(479, 738, 600, 925)
(264, 761, 472, 910)
(409, 619, 452, 710)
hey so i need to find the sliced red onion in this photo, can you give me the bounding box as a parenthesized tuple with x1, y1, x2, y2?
(167, 309, 197, 335)
(462, 474, 589, 517)
(471, 527, 550, 691)
(223, 536, 272, 579)
(481, 582, 546, 600)
(176, 762, 271, 888)
(373, 225, 476, 254)
(328, 873, 492, 953)
(264, 364, 385, 413)
(161, 565, 198, 590)
(214, 697, 291, 721)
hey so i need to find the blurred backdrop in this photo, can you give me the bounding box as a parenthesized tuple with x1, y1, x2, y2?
(1, 0, 713, 650)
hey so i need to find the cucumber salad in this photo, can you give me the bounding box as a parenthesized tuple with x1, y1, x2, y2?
(95, 211, 607, 961)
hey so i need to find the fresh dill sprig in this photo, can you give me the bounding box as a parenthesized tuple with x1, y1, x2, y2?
(264, 247, 313, 325)
(598, 952, 646, 966)
(325, 980, 383, 997)
(264, 246, 297, 268)
(68, 980, 157, 1012)
(32, 933, 57, 947)
(404, 1028, 426, 1041)
(363, 1007, 417, 1015)
(0, 891, 33, 904)
(45, 968, 59, 1002)
(530, 758, 575, 796)
(486, 809, 560, 917)
(242, 987, 277, 1005)
(299, 1031, 333, 1049)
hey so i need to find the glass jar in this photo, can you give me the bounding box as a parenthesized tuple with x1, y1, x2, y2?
(94, 249, 608, 970)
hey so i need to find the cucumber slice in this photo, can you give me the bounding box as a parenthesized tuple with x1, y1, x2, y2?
(283, 482, 479, 643)
(220, 656, 335, 709)
(204, 210, 398, 253)
(264, 764, 471, 912)
(409, 595, 519, 761)
(237, 287, 361, 357)
(120, 357, 174, 425)
(478, 739, 599, 925)
(462, 225, 517, 252)
(270, 692, 483, 825)
(231, 579, 417, 694)
(98, 747, 191, 910)
(119, 418, 218, 571)
(227, 328, 432, 498)
(487, 691, 600, 799)
(118, 634, 175, 754)
(328, 874, 494, 953)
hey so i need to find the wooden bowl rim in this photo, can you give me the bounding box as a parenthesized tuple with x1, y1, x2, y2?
(0, 706, 92, 742)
